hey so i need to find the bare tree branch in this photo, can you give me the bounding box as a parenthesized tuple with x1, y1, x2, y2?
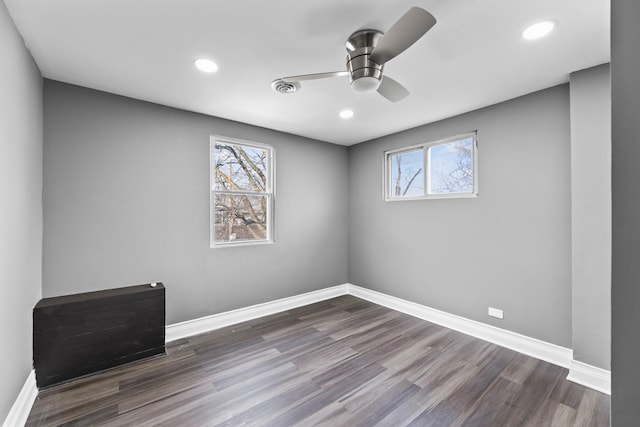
(403, 168, 423, 196)
(395, 156, 402, 196)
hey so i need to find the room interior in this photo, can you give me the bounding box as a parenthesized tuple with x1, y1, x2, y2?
(3, 0, 640, 425)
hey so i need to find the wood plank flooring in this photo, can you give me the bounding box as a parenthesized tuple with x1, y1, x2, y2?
(26, 295, 610, 426)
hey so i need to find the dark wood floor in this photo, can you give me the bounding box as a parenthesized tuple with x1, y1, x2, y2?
(26, 295, 610, 426)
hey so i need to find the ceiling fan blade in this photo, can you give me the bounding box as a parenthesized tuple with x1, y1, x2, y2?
(281, 71, 348, 82)
(377, 76, 410, 103)
(369, 7, 436, 65)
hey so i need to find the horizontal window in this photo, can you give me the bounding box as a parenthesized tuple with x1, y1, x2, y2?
(210, 136, 274, 247)
(385, 132, 478, 200)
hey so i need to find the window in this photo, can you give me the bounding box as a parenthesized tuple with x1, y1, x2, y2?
(385, 132, 478, 200)
(210, 136, 274, 246)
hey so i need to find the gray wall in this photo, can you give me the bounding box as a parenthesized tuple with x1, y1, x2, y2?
(348, 85, 572, 348)
(569, 64, 611, 370)
(43, 80, 349, 324)
(611, 0, 640, 424)
(0, 1, 43, 422)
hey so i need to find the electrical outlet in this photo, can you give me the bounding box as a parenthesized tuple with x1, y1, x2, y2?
(488, 307, 504, 319)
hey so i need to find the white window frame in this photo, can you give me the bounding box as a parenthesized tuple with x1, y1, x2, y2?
(384, 132, 478, 201)
(210, 135, 275, 247)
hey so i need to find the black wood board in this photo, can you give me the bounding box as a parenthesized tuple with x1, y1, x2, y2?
(33, 283, 166, 388)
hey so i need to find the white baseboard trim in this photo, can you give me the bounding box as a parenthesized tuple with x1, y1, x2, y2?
(164, 282, 608, 395)
(567, 360, 611, 395)
(166, 284, 349, 342)
(345, 284, 574, 369)
(2, 370, 37, 427)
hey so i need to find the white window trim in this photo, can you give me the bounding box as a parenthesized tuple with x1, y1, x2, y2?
(383, 132, 478, 201)
(210, 135, 275, 248)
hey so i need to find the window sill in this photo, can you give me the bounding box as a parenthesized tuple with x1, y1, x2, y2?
(210, 240, 274, 249)
(385, 192, 478, 202)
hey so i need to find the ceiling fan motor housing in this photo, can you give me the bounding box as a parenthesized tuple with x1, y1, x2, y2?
(346, 30, 384, 93)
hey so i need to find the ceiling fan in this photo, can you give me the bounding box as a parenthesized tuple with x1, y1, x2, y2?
(271, 7, 436, 103)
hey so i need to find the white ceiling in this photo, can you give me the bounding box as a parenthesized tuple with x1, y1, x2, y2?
(5, 0, 609, 146)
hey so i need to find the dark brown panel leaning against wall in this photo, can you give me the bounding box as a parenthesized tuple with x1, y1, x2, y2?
(33, 283, 166, 388)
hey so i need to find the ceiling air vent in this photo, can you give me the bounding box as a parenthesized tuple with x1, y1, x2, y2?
(271, 79, 300, 94)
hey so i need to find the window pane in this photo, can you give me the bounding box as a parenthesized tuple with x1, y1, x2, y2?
(213, 143, 268, 192)
(213, 193, 268, 243)
(389, 149, 424, 197)
(428, 137, 474, 194)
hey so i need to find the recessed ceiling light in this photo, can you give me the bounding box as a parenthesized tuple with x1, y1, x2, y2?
(194, 58, 219, 73)
(522, 21, 556, 40)
(339, 109, 354, 119)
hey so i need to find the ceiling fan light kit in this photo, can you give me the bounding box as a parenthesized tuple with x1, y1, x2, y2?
(272, 7, 436, 103)
(346, 30, 384, 93)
